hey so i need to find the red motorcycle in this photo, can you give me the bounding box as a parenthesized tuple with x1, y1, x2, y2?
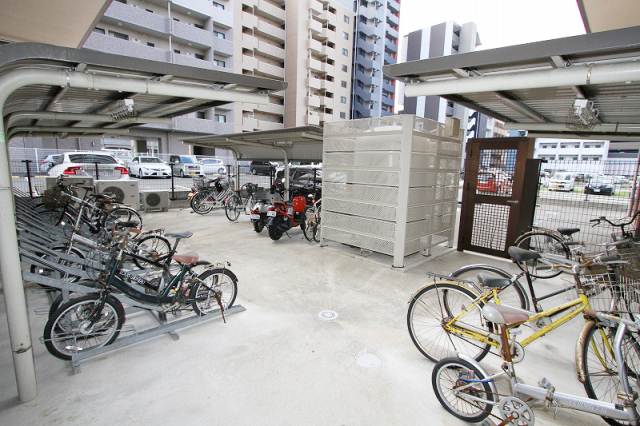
(266, 190, 307, 241)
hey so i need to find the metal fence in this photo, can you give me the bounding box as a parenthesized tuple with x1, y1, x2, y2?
(533, 159, 639, 247)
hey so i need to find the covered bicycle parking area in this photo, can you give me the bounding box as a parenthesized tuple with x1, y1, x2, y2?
(385, 25, 640, 252)
(0, 42, 286, 402)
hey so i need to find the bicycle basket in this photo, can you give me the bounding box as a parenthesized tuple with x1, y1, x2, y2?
(42, 187, 71, 210)
(192, 177, 207, 191)
(582, 272, 640, 315)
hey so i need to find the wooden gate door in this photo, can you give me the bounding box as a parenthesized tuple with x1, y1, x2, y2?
(458, 137, 540, 257)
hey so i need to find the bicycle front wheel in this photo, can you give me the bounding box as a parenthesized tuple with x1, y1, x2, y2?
(407, 282, 492, 362)
(514, 231, 570, 279)
(132, 234, 171, 269)
(224, 193, 243, 222)
(432, 356, 496, 423)
(190, 191, 214, 215)
(190, 268, 238, 315)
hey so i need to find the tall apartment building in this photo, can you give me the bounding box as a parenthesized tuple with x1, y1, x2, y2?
(351, 0, 400, 119)
(82, 0, 237, 153)
(284, 0, 355, 127)
(397, 21, 480, 132)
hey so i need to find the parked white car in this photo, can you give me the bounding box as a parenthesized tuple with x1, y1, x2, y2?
(128, 156, 172, 178)
(47, 152, 129, 179)
(200, 157, 226, 175)
(548, 172, 575, 191)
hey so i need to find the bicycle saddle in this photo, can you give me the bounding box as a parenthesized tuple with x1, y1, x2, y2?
(508, 246, 541, 263)
(173, 253, 199, 265)
(165, 231, 193, 239)
(482, 303, 530, 326)
(477, 274, 511, 288)
(557, 227, 580, 236)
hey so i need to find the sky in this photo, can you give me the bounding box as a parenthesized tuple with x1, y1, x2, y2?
(399, 0, 586, 51)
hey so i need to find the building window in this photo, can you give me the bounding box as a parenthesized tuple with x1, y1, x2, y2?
(341, 64, 348, 72)
(340, 96, 347, 104)
(195, 53, 205, 60)
(108, 30, 129, 40)
(344, 15, 350, 24)
(212, 1, 225, 9)
(196, 111, 206, 119)
(146, 42, 155, 47)
(173, 49, 181, 54)
(340, 112, 346, 119)
(93, 27, 105, 34)
(341, 80, 347, 88)
(215, 114, 227, 123)
(342, 31, 349, 40)
(341, 48, 348, 56)
(214, 31, 226, 39)
(214, 59, 226, 67)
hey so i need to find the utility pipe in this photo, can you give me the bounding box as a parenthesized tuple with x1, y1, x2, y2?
(0, 68, 269, 402)
(504, 122, 640, 133)
(404, 61, 640, 97)
(8, 127, 132, 139)
(6, 112, 172, 128)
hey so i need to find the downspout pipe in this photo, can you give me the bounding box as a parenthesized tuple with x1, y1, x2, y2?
(0, 68, 269, 402)
(404, 61, 640, 97)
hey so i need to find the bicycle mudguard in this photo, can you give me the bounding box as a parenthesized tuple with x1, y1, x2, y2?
(458, 353, 499, 397)
(575, 320, 596, 384)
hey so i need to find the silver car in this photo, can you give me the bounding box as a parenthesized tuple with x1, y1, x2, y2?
(169, 155, 203, 177)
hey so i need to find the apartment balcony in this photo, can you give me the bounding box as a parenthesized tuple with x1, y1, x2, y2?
(354, 85, 373, 103)
(308, 111, 320, 126)
(309, 0, 324, 15)
(102, 1, 168, 35)
(359, 24, 381, 39)
(357, 54, 374, 70)
(385, 42, 398, 54)
(173, 53, 228, 71)
(242, 54, 258, 71)
(383, 80, 395, 93)
(255, 61, 285, 79)
(256, 120, 284, 131)
(248, 0, 285, 24)
(387, 10, 400, 26)
(252, 102, 285, 115)
(255, 18, 285, 42)
(320, 43, 334, 56)
(171, 21, 213, 48)
(355, 69, 373, 85)
(321, 96, 334, 108)
(385, 25, 399, 40)
(321, 62, 334, 74)
(242, 117, 258, 131)
(242, 12, 258, 28)
(381, 94, 394, 107)
(357, 38, 377, 53)
(309, 39, 323, 54)
(322, 9, 337, 26)
(84, 33, 169, 62)
(309, 18, 323, 34)
(309, 57, 323, 72)
(309, 76, 322, 90)
(308, 95, 321, 108)
(173, 116, 233, 135)
(320, 79, 335, 92)
(257, 39, 285, 61)
(384, 52, 396, 65)
(214, 37, 233, 56)
(208, 4, 233, 28)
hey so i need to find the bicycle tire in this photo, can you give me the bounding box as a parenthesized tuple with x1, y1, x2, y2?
(224, 193, 242, 222)
(190, 268, 238, 315)
(302, 206, 315, 242)
(448, 264, 530, 311)
(432, 356, 495, 423)
(132, 234, 172, 270)
(579, 320, 640, 426)
(105, 207, 143, 232)
(407, 282, 493, 362)
(44, 293, 124, 360)
(514, 230, 570, 279)
(190, 191, 214, 215)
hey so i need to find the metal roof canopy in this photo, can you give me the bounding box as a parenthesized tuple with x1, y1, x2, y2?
(1, 43, 286, 138)
(384, 26, 640, 140)
(185, 126, 324, 161)
(0, 42, 285, 403)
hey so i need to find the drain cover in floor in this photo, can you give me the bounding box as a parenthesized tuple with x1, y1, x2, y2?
(356, 351, 382, 369)
(318, 310, 338, 321)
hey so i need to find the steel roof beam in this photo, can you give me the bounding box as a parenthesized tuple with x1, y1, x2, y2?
(495, 91, 548, 123)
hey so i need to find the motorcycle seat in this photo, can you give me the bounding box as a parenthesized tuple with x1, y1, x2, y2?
(173, 253, 199, 265)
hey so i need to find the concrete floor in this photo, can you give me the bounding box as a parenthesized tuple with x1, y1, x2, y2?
(0, 209, 609, 425)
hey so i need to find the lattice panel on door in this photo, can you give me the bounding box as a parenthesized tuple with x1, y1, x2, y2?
(476, 148, 517, 197)
(470, 203, 511, 251)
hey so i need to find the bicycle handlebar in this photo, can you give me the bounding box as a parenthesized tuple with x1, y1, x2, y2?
(590, 211, 640, 228)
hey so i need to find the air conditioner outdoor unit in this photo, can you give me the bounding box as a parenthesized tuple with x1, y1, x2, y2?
(140, 190, 169, 212)
(44, 176, 94, 198)
(95, 179, 139, 210)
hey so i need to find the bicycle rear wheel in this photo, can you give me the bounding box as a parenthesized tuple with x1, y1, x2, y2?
(432, 357, 495, 423)
(514, 231, 570, 279)
(580, 321, 640, 426)
(407, 282, 493, 362)
(224, 193, 243, 222)
(190, 191, 214, 215)
(132, 234, 171, 269)
(449, 264, 529, 311)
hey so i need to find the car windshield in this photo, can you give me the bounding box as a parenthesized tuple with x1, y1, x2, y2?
(68, 154, 116, 164)
(180, 156, 197, 163)
(140, 157, 163, 163)
(591, 176, 613, 184)
(554, 174, 572, 181)
(202, 159, 222, 164)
